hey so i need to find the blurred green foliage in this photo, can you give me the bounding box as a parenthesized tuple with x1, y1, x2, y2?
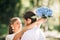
(54, 25, 60, 32)
(0, 0, 21, 24)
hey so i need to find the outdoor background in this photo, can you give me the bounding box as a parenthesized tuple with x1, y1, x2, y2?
(0, 0, 60, 40)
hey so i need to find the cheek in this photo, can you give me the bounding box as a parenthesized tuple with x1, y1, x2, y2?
(17, 23, 21, 28)
(18, 24, 22, 29)
(18, 24, 20, 28)
(13, 24, 17, 29)
(13, 23, 18, 28)
(27, 20, 31, 24)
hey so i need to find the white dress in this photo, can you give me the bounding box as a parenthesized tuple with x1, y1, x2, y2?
(6, 28, 22, 40)
(6, 34, 15, 40)
(21, 26, 46, 40)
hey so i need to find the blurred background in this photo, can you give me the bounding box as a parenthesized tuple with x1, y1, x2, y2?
(0, 0, 60, 40)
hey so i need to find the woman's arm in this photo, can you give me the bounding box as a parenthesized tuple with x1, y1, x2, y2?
(13, 18, 47, 40)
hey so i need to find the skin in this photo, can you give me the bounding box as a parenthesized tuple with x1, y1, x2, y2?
(11, 19, 22, 34)
(13, 18, 47, 40)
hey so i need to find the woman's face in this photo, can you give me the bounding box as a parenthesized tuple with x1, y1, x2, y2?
(11, 19, 22, 33)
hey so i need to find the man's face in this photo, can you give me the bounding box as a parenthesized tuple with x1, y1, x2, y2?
(24, 18, 31, 26)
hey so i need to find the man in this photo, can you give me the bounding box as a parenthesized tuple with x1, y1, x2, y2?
(13, 7, 52, 40)
(21, 11, 46, 40)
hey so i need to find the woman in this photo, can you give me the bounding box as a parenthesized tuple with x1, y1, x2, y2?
(6, 17, 22, 40)
(6, 17, 35, 40)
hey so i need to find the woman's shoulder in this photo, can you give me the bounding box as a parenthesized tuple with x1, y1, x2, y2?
(6, 34, 15, 40)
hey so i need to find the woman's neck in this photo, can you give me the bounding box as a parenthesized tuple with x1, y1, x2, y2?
(13, 29, 19, 33)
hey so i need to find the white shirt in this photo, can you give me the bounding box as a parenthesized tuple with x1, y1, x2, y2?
(21, 26, 46, 40)
(6, 34, 15, 40)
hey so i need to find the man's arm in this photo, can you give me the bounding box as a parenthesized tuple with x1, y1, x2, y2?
(13, 27, 28, 40)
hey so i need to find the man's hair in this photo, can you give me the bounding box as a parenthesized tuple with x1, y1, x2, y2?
(23, 11, 37, 24)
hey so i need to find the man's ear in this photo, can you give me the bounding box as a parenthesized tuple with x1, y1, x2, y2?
(27, 18, 31, 24)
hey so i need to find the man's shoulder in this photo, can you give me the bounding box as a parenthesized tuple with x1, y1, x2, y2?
(22, 27, 41, 37)
(21, 27, 46, 40)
